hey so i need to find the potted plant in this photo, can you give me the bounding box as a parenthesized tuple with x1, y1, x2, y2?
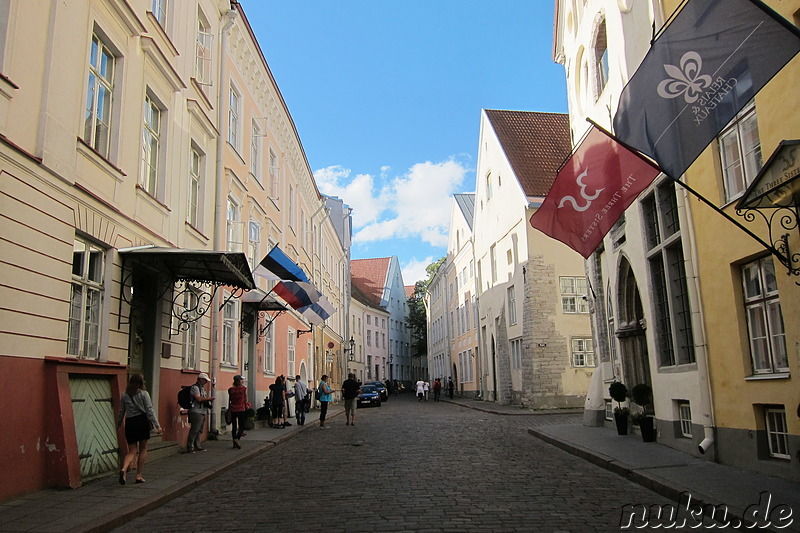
(630, 383, 655, 442)
(243, 407, 256, 431)
(608, 381, 629, 435)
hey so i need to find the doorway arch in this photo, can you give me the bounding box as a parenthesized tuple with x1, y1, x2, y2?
(616, 257, 651, 388)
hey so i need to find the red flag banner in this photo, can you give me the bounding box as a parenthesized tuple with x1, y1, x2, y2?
(529, 126, 662, 258)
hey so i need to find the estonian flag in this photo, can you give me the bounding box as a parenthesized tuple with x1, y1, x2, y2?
(253, 245, 309, 283)
(298, 296, 336, 326)
(273, 281, 320, 310)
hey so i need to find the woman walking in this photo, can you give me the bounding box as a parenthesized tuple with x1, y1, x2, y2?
(228, 375, 249, 448)
(269, 376, 286, 429)
(117, 373, 161, 485)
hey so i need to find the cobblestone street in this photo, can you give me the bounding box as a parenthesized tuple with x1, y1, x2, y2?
(112, 395, 674, 532)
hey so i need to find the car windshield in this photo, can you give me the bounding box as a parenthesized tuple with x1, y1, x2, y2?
(368, 382, 384, 388)
(361, 385, 377, 393)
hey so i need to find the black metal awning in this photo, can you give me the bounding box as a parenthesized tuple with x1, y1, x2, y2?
(119, 246, 255, 290)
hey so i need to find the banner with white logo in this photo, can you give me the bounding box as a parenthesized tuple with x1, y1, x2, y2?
(529, 126, 661, 258)
(613, 0, 800, 179)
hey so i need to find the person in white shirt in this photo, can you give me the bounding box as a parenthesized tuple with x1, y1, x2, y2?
(423, 381, 430, 401)
(415, 380, 425, 401)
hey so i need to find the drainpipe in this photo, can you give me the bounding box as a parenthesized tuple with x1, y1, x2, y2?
(210, 7, 238, 433)
(678, 186, 716, 456)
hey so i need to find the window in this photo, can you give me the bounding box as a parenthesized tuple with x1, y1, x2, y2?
(287, 329, 295, 377)
(367, 330, 371, 346)
(187, 146, 202, 227)
(571, 337, 595, 367)
(560, 277, 588, 313)
(486, 172, 493, 200)
(84, 34, 115, 158)
(228, 86, 240, 150)
(742, 258, 788, 374)
(605, 402, 613, 421)
(140, 94, 161, 196)
(182, 289, 199, 369)
(269, 149, 280, 199)
(68, 238, 104, 359)
(490, 245, 497, 283)
(765, 408, 790, 459)
(719, 102, 761, 201)
(226, 198, 242, 252)
(288, 185, 296, 230)
(510, 338, 523, 369)
(264, 322, 274, 373)
(195, 12, 212, 85)
(251, 120, 261, 184)
(367, 315, 371, 325)
(151, 0, 167, 26)
(507, 286, 517, 325)
(248, 221, 260, 269)
(222, 299, 238, 366)
(678, 403, 692, 438)
(643, 180, 695, 367)
(593, 19, 609, 97)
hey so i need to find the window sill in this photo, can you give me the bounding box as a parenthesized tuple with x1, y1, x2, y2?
(744, 373, 790, 381)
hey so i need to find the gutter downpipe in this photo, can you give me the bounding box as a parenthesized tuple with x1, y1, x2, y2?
(678, 185, 716, 456)
(210, 8, 238, 433)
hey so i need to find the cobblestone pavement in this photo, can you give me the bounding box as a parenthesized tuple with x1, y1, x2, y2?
(111, 395, 692, 533)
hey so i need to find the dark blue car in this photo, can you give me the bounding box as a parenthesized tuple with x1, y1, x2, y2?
(357, 385, 382, 407)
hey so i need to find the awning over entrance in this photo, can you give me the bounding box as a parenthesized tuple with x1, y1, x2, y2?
(119, 246, 255, 290)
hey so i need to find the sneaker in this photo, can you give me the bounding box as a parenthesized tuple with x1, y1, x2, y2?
(186, 448, 195, 454)
(195, 447, 207, 452)
(320, 425, 328, 429)
(283, 422, 292, 426)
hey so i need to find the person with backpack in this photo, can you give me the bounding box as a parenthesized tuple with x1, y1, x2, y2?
(187, 373, 214, 453)
(117, 373, 161, 485)
(227, 375, 249, 449)
(318, 375, 333, 429)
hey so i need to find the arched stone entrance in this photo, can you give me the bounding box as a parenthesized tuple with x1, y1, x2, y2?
(616, 258, 651, 388)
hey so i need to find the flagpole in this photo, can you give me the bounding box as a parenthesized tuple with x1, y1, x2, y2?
(585, 118, 789, 266)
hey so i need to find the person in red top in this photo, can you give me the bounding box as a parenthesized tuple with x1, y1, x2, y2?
(227, 375, 249, 449)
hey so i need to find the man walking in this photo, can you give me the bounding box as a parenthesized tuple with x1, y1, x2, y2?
(415, 379, 425, 401)
(341, 373, 361, 426)
(447, 377, 455, 400)
(187, 373, 214, 453)
(294, 375, 308, 426)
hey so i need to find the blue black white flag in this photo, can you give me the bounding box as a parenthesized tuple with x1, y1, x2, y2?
(613, 0, 800, 179)
(253, 245, 309, 283)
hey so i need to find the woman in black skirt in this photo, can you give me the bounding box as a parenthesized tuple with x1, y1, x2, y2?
(116, 373, 161, 484)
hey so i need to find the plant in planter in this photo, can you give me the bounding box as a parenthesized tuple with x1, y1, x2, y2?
(630, 383, 655, 442)
(243, 407, 256, 431)
(608, 381, 629, 435)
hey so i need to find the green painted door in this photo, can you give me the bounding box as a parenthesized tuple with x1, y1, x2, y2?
(70, 376, 119, 479)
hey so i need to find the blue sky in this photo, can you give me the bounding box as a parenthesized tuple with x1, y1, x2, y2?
(242, 1, 568, 284)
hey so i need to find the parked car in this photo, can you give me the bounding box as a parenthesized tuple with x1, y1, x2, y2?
(366, 381, 389, 401)
(357, 385, 382, 408)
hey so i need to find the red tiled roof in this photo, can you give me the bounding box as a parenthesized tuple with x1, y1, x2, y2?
(350, 258, 391, 308)
(404, 285, 415, 299)
(484, 110, 572, 197)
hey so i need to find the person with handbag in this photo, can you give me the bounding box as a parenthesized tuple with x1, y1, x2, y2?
(293, 375, 308, 426)
(318, 375, 334, 429)
(227, 375, 249, 449)
(117, 373, 161, 485)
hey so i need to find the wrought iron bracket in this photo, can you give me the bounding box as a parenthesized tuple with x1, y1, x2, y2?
(297, 327, 313, 337)
(736, 204, 800, 283)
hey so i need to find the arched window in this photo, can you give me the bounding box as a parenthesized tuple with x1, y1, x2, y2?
(593, 18, 609, 98)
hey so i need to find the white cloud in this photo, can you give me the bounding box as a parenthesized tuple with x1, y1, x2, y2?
(315, 159, 469, 247)
(402, 256, 436, 285)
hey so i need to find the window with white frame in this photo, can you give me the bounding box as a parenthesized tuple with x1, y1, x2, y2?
(67, 237, 104, 359)
(593, 18, 609, 98)
(571, 337, 595, 367)
(560, 277, 588, 313)
(507, 286, 517, 325)
(719, 102, 762, 202)
(510, 338, 523, 369)
(643, 179, 695, 367)
(151, 0, 167, 26)
(288, 184, 296, 230)
(194, 11, 212, 85)
(464, 297, 470, 330)
(187, 145, 202, 228)
(140, 94, 161, 196)
(228, 85, 240, 151)
(367, 330, 371, 346)
(248, 221, 260, 269)
(605, 402, 613, 421)
(84, 33, 115, 158)
(490, 245, 497, 283)
(606, 289, 618, 365)
(222, 299, 238, 366)
(678, 402, 692, 438)
(742, 257, 788, 374)
(264, 322, 274, 373)
(251, 120, 261, 184)
(182, 289, 199, 369)
(486, 172, 493, 200)
(765, 407, 790, 459)
(287, 329, 295, 377)
(268, 149, 279, 199)
(226, 198, 243, 252)
(367, 315, 371, 325)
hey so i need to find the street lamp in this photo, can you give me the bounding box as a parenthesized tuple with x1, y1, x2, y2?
(344, 336, 355, 362)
